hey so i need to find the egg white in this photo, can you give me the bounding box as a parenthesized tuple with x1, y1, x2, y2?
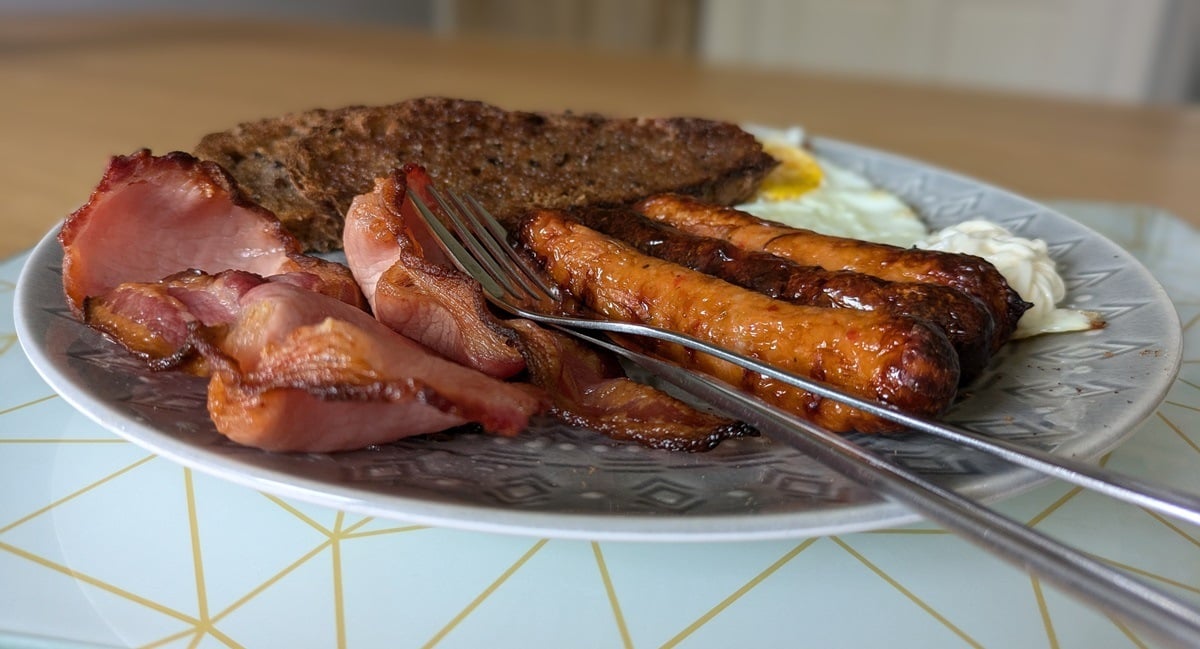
(737, 125, 927, 247)
(738, 124, 1099, 337)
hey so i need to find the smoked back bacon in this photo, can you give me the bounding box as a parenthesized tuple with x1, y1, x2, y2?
(507, 320, 755, 451)
(565, 205, 995, 383)
(58, 150, 365, 317)
(82, 269, 266, 373)
(516, 210, 961, 434)
(342, 165, 526, 378)
(637, 194, 1029, 351)
(199, 281, 546, 452)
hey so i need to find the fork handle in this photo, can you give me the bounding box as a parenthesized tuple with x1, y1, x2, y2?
(547, 314, 1200, 527)
(566, 327, 1200, 648)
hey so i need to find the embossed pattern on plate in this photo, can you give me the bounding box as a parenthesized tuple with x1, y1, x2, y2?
(14, 137, 1182, 541)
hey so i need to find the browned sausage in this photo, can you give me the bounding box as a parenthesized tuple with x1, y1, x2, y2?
(517, 209, 961, 434)
(637, 194, 1030, 351)
(566, 205, 995, 383)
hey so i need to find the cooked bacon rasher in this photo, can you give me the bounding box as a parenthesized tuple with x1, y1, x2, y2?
(83, 268, 548, 452)
(342, 164, 526, 378)
(58, 151, 542, 451)
(198, 281, 545, 452)
(83, 269, 265, 372)
(59, 150, 365, 316)
(507, 320, 754, 452)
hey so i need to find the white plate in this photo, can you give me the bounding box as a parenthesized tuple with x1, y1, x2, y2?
(14, 137, 1182, 542)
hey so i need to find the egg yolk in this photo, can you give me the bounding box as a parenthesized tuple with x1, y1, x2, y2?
(756, 141, 825, 201)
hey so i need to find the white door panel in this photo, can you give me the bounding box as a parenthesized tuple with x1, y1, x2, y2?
(699, 0, 1182, 103)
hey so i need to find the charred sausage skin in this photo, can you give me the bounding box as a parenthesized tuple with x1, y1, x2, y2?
(637, 194, 1030, 352)
(567, 205, 995, 383)
(517, 209, 961, 434)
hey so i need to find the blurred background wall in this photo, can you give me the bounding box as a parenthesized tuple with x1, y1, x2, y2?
(4, 0, 1197, 104)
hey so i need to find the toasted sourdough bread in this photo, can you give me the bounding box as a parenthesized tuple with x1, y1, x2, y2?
(194, 97, 777, 251)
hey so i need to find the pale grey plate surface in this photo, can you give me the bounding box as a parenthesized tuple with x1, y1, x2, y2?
(14, 138, 1183, 541)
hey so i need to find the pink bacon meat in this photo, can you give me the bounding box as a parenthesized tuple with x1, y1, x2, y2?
(342, 164, 525, 378)
(199, 281, 545, 452)
(59, 149, 365, 316)
(83, 269, 265, 372)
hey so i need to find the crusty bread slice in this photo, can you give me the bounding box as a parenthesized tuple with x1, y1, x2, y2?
(195, 97, 776, 251)
(193, 108, 338, 250)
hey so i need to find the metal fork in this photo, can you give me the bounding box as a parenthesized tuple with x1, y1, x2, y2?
(413, 189, 1200, 527)
(410, 189, 1200, 647)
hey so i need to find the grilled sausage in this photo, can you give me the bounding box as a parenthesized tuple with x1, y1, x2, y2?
(567, 205, 995, 383)
(637, 194, 1030, 351)
(517, 209, 961, 434)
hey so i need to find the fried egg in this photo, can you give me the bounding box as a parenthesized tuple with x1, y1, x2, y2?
(738, 125, 927, 247)
(738, 125, 1099, 338)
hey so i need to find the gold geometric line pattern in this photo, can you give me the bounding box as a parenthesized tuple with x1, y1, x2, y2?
(1010, 447, 1200, 604)
(1142, 509, 1200, 548)
(209, 538, 335, 627)
(0, 454, 155, 534)
(421, 538, 549, 649)
(0, 279, 14, 293)
(4, 447, 410, 649)
(0, 393, 58, 416)
(1026, 486, 1086, 528)
(1157, 412, 1200, 455)
(1165, 400, 1200, 414)
(1180, 377, 1200, 392)
(146, 523, 551, 648)
(189, 621, 243, 649)
(247, 495, 373, 647)
(1092, 555, 1200, 596)
(142, 626, 197, 649)
(261, 492, 337, 536)
(1107, 614, 1152, 649)
(659, 537, 819, 649)
(590, 542, 632, 649)
(0, 456, 257, 646)
(343, 524, 427, 539)
(199, 622, 244, 648)
(336, 516, 374, 649)
(341, 517, 381, 537)
(333, 512, 347, 649)
(187, 507, 377, 649)
(134, 468, 250, 649)
(0, 539, 199, 627)
(0, 333, 15, 356)
(1030, 576, 1060, 649)
(184, 469, 213, 648)
(832, 536, 984, 649)
(865, 527, 949, 535)
(1183, 311, 1200, 333)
